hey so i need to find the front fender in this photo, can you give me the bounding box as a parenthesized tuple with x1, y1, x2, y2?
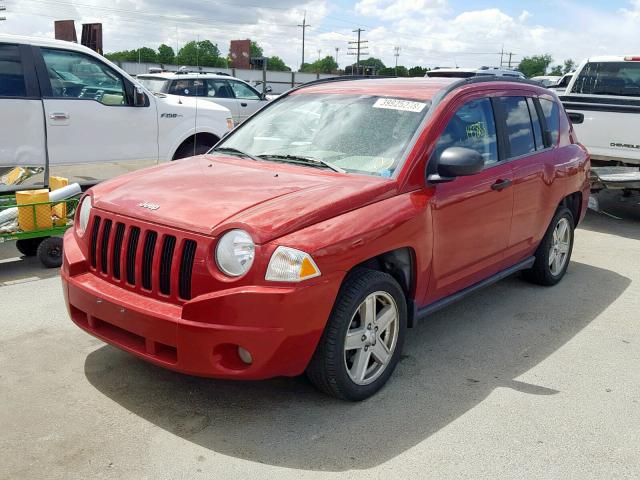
(266, 190, 434, 306)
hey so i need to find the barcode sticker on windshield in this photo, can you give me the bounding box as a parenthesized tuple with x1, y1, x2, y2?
(373, 98, 427, 112)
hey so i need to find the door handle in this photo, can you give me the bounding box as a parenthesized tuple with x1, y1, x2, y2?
(240, 102, 248, 107)
(491, 179, 512, 191)
(49, 112, 70, 121)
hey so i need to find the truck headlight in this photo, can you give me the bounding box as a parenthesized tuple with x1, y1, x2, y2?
(76, 195, 92, 237)
(215, 229, 255, 277)
(265, 246, 321, 282)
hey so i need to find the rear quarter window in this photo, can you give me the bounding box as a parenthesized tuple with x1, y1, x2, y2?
(539, 99, 560, 146)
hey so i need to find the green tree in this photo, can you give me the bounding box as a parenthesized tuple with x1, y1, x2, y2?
(408, 66, 428, 77)
(176, 40, 225, 67)
(517, 54, 553, 78)
(300, 56, 338, 74)
(549, 65, 563, 76)
(157, 44, 175, 64)
(359, 57, 386, 71)
(267, 56, 290, 71)
(104, 50, 137, 63)
(563, 59, 576, 74)
(134, 47, 158, 63)
(250, 41, 264, 59)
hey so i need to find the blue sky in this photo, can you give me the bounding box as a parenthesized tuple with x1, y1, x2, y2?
(4, 0, 640, 70)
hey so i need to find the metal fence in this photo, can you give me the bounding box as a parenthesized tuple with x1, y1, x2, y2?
(116, 62, 337, 94)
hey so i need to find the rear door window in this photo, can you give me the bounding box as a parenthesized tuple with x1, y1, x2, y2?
(539, 98, 560, 146)
(497, 96, 536, 158)
(571, 61, 640, 97)
(434, 98, 499, 166)
(168, 79, 207, 96)
(0, 44, 26, 97)
(205, 79, 235, 98)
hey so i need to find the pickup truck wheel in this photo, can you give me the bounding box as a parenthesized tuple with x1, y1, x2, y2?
(523, 207, 574, 286)
(37, 236, 63, 268)
(306, 269, 407, 401)
(15, 237, 46, 257)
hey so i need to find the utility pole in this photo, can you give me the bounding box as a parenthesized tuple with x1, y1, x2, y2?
(335, 47, 339, 68)
(394, 46, 400, 76)
(347, 28, 368, 75)
(507, 52, 513, 68)
(297, 12, 310, 68)
(500, 45, 504, 67)
(317, 49, 321, 61)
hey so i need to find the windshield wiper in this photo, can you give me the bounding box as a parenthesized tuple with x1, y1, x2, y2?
(257, 154, 345, 173)
(211, 146, 261, 162)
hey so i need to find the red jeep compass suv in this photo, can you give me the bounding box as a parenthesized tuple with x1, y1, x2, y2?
(63, 77, 590, 400)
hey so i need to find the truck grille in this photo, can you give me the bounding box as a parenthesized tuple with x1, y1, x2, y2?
(89, 215, 198, 300)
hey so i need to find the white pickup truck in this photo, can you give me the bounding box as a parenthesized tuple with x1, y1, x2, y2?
(560, 56, 640, 192)
(0, 34, 233, 193)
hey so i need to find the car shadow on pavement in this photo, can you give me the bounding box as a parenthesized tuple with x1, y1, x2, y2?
(84, 261, 630, 472)
(580, 208, 640, 241)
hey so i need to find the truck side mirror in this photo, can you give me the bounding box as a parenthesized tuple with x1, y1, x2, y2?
(133, 86, 148, 107)
(427, 147, 485, 184)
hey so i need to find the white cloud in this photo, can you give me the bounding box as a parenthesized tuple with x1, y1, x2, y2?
(4, 0, 640, 71)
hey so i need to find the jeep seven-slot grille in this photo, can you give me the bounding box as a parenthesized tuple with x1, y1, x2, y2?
(89, 216, 197, 300)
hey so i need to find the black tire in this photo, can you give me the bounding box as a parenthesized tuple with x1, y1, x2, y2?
(37, 236, 63, 268)
(173, 140, 214, 160)
(15, 237, 46, 257)
(523, 207, 574, 286)
(306, 269, 407, 401)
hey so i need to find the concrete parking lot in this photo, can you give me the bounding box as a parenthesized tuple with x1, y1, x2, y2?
(1, 191, 639, 479)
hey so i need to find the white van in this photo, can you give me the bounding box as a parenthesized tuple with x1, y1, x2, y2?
(0, 34, 233, 192)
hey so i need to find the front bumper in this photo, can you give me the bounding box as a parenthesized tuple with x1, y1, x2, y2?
(62, 230, 342, 379)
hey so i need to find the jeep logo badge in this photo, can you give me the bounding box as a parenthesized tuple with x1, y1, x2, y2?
(138, 201, 160, 211)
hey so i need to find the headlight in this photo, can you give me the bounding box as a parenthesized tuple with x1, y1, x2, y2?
(215, 229, 255, 277)
(265, 246, 321, 282)
(76, 195, 92, 237)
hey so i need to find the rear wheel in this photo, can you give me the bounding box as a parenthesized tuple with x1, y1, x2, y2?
(15, 237, 46, 257)
(37, 236, 63, 268)
(306, 269, 407, 401)
(523, 207, 574, 286)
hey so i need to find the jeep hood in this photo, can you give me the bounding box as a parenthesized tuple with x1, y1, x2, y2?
(91, 155, 396, 243)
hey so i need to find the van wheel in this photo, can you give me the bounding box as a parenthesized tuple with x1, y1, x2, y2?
(16, 237, 46, 257)
(37, 236, 63, 268)
(306, 269, 407, 401)
(173, 139, 214, 160)
(523, 207, 574, 286)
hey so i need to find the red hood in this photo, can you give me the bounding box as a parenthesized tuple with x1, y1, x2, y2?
(91, 155, 397, 243)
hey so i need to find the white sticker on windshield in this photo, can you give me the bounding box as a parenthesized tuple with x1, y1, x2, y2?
(373, 98, 427, 113)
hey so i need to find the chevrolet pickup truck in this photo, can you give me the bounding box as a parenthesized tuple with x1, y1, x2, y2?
(560, 56, 640, 192)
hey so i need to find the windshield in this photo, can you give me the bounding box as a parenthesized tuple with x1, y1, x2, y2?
(217, 93, 430, 177)
(138, 77, 169, 92)
(571, 62, 640, 96)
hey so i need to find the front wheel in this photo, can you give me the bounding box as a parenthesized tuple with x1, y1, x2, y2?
(16, 237, 46, 257)
(523, 207, 574, 286)
(306, 269, 407, 401)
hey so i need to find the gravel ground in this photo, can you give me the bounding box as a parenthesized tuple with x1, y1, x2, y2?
(0, 190, 638, 480)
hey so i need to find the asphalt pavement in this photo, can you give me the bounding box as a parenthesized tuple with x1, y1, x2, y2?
(1, 190, 639, 479)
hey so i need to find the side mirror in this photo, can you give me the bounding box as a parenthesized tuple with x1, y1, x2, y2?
(133, 86, 148, 107)
(427, 147, 484, 183)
